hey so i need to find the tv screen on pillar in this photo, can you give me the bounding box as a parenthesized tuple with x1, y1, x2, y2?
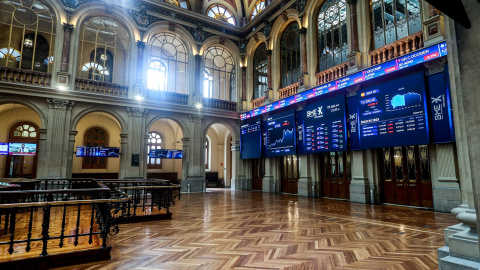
(76, 146, 120, 157)
(357, 72, 430, 149)
(9, 143, 37, 155)
(264, 110, 296, 157)
(302, 95, 347, 153)
(240, 120, 262, 159)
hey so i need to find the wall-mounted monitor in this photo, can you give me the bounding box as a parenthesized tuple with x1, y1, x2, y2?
(0, 143, 8, 155)
(240, 120, 262, 159)
(264, 110, 296, 157)
(9, 143, 37, 155)
(302, 95, 347, 153)
(149, 149, 183, 159)
(356, 72, 429, 149)
(76, 146, 120, 157)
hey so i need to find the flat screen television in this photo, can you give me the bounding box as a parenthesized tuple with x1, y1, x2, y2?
(302, 95, 347, 154)
(149, 149, 183, 159)
(240, 120, 262, 159)
(8, 143, 37, 155)
(0, 143, 7, 155)
(76, 146, 120, 157)
(264, 110, 296, 157)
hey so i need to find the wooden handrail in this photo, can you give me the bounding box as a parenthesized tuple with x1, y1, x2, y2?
(251, 96, 266, 109)
(369, 31, 424, 66)
(315, 62, 349, 86)
(0, 66, 51, 86)
(278, 82, 300, 99)
(75, 78, 128, 97)
(203, 97, 237, 111)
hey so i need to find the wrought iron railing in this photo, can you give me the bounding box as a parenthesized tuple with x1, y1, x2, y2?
(75, 78, 128, 97)
(0, 66, 51, 86)
(203, 97, 237, 111)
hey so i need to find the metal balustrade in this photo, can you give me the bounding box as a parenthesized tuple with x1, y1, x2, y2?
(203, 97, 237, 111)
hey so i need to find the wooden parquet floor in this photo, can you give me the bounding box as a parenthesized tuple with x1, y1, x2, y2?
(48, 189, 457, 270)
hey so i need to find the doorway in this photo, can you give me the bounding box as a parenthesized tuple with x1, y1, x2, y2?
(380, 145, 433, 208)
(321, 151, 352, 199)
(5, 122, 39, 178)
(281, 155, 299, 194)
(252, 158, 264, 190)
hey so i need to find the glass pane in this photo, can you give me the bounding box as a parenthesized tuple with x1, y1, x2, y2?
(394, 147, 403, 181)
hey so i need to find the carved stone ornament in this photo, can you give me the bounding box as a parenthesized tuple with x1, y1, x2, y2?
(127, 107, 148, 117)
(297, 0, 307, 12)
(188, 114, 204, 122)
(424, 57, 447, 75)
(194, 27, 205, 43)
(263, 22, 272, 37)
(135, 6, 150, 27)
(47, 98, 74, 109)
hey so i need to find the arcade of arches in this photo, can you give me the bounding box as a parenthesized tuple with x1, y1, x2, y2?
(0, 0, 480, 268)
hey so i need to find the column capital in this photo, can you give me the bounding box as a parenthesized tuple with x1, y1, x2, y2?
(63, 23, 74, 32)
(47, 98, 74, 110)
(266, 49, 272, 56)
(188, 114, 204, 122)
(127, 107, 148, 117)
(195, 54, 202, 61)
(300, 27, 307, 35)
(137, 40, 146, 49)
(345, 0, 356, 5)
(242, 66, 247, 72)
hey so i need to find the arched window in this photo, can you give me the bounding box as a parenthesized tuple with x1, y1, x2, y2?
(371, 0, 422, 49)
(280, 22, 301, 88)
(6, 122, 39, 178)
(148, 33, 188, 94)
(251, 0, 266, 20)
(147, 131, 163, 169)
(78, 17, 130, 84)
(10, 122, 39, 140)
(165, 0, 190, 9)
(318, 0, 347, 71)
(83, 127, 108, 169)
(207, 4, 236, 25)
(0, 0, 56, 72)
(203, 46, 236, 101)
(253, 43, 267, 99)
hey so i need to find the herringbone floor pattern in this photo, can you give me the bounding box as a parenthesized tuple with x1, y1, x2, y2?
(54, 189, 457, 270)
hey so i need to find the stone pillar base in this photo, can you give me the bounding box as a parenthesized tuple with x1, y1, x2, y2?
(439, 254, 480, 270)
(262, 176, 277, 193)
(349, 178, 375, 204)
(298, 176, 313, 197)
(346, 51, 361, 75)
(182, 176, 205, 193)
(235, 176, 250, 190)
(433, 187, 462, 213)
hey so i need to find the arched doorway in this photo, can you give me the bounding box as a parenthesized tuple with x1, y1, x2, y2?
(5, 122, 39, 178)
(205, 123, 234, 188)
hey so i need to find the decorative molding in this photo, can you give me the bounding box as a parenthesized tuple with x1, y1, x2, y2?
(127, 107, 148, 117)
(188, 114, 204, 122)
(47, 98, 74, 110)
(424, 57, 446, 75)
(281, 11, 288, 22)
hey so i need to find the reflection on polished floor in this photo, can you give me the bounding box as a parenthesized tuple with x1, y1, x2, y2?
(55, 189, 458, 270)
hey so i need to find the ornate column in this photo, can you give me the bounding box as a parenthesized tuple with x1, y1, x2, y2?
(298, 154, 314, 197)
(299, 27, 308, 90)
(266, 49, 272, 100)
(119, 133, 128, 179)
(57, 23, 74, 89)
(346, 0, 361, 74)
(184, 114, 205, 192)
(194, 54, 203, 105)
(136, 41, 146, 84)
(43, 98, 75, 178)
(241, 66, 247, 101)
(181, 137, 190, 188)
(423, 2, 444, 46)
(66, 130, 78, 178)
(231, 140, 246, 190)
(36, 128, 48, 178)
(349, 149, 377, 203)
(125, 107, 148, 178)
(60, 23, 74, 71)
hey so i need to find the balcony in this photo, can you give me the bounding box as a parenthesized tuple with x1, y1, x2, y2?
(278, 82, 299, 100)
(370, 31, 424, 66)
(203, 97, 236, 111)
(251, 96, 266, 109)
(75, 78, 128, 97)
(315, 62, 349, 86)
(146, 90, 188, 105)
(0, 66, 51, 86)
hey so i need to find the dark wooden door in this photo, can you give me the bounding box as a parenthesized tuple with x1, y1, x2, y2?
(381, 145, 433, 207)
(321, 152, 352, 199)
(281, 155, 298, 194)
(252, 158, 264, 190)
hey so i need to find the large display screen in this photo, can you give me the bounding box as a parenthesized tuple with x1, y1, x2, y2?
(9, 143, 37, 155)
(0, 143, 7, 155)
(240, 120, 262, 159)
(302, 95, 347, 153)
(356, 72, 429, 149)
(241, 42, 447, 120)
(76, 146, 120, 157)
(264, 110, 296, 157)
(149, 149, 183, 159)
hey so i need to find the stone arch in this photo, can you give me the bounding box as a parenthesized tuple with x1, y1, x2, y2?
(71, 107, 126, 133)
(143, 21, 197, 55)
(203, 118, 239, 142)
(146, 115, 189, 139)
(246, 34, 268, 106)
(0, 98, 47, 128)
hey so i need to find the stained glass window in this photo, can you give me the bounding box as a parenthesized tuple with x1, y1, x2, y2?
(253, 43, 267, 99)
(207, 4, 236, 25)
(203, 46, 236, 101)
(251, 0, 266, 19)
(280, 23, 301, 88)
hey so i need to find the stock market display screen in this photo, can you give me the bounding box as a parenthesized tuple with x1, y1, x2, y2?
(302, 95, 347, 153)
(240, 120, 262, 159)
(264, 110, 296, 157)
(357, 72, 429, 149)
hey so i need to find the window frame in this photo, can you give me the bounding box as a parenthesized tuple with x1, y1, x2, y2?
(82, 127, 108, 170)
(147, 131, 164, 169)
